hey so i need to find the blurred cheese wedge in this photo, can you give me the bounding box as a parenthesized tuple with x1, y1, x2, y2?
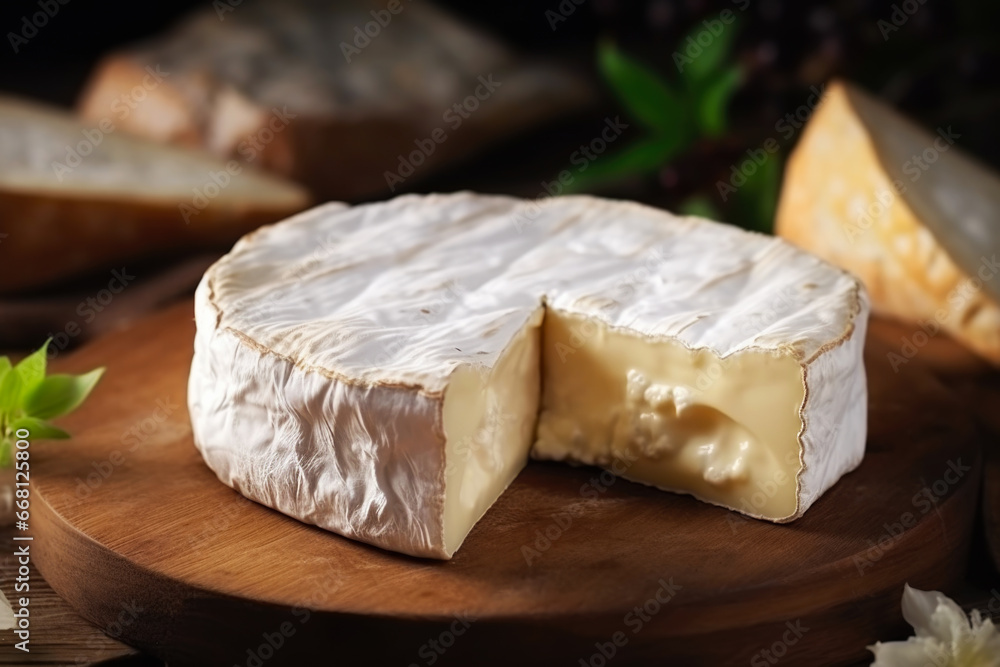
(76, 0, 592, 201)
(0, 96, 309, 294)
(776, 80, 1000, 364)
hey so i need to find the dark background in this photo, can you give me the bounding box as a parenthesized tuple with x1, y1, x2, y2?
(1, 0, 998, 291)
(2, 0, 998, 294)
(2, 0, 998, 168)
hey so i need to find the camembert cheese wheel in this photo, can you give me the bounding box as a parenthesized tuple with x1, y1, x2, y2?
(189, 193, 868, 559)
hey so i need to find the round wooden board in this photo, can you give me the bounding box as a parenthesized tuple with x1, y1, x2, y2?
(33, 301, 981, 666)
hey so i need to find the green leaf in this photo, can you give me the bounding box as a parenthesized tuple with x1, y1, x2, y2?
(732, 154, 782, 233)
(599, 41, 686, 135)
(679, 195, 723, 221)
(0, 368, 22, 415)
(10, 416, 70, 441)
(22, 368, 104, 421)
(14, 339, 50, 395)
(0, 357, 11, 384)
(694, 65, 743, 137)
(677, 16, 740, 83)
(565, 136, 686, 193)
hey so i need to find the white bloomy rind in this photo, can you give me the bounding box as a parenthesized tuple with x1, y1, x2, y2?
(188, 193, 869, 559)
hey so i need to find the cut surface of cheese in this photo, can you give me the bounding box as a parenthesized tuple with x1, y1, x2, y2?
(0, 95, 309, 294)
(776, 80, 1000, 364)
(535, 310, 805, 520)
(442, 308, 543, 556)
(189, 193, 868, 559)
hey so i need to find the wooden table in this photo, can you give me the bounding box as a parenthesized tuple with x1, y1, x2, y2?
(15, 312, 1000, 666)
(0, 523, 158, 665)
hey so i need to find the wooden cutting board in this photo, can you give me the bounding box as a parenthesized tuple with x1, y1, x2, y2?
(32, 301, 981, 666)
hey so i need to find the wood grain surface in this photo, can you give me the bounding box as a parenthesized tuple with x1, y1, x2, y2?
(0, 523, 140, 665)
(867, 317, 1000, 574)
(29, 300, 982, 666)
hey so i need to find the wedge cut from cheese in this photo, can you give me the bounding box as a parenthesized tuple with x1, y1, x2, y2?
(189, 193, 868, 559)
(777, 80, 1000, 364)
(440, 308, 544, 556)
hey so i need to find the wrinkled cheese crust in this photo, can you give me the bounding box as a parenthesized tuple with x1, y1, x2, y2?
(189, 193, 868, 559)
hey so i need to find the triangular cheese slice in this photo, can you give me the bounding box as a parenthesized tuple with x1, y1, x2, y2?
(777, 80, 1000, 364)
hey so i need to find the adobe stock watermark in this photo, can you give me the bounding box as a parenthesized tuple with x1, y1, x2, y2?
(47, 267, 136, 360)
(99, 600, 144, 643)
(234, 611, 312, 667)
(69, 600, 145, 663)
(522, 451, 639, 566)
(884, 252, 995, 372)
(382, 74, 503, 192)
(509, 116, 630, 233)
(536, 116, 630, 199)
(716, 86, 824, 203)
(179, 106, 297, 223)
(982, 588, 1000, 620)
(384, 74, 503, 191)
(672, 0, 749, 72)
(736, 285, 811, 339)
(74, 396, 179, 500)
(233, 563, 342, 667)
(726, 413, 844, 535)
(445, 404, 519, 480)
(723, 452, 802, 534)
(186, 493, 258, 556)
(545, 0, 586, 31)
(229, 230, 353, 327)
(843, 126, 961, 243)
(578, 578, 682, 666)
(340, 0, 412, 62)
(7, 0, 71, 54)
(549, 249, 665, 363)
(407, 614, 476, 667)
(749, 619, 809, 666)
(51, 65, 170, 180)
(361, 280, 472, 369)
(877, 0, 929, 41)
(853, 458, 972, 575)
(213, 0, 244, 20)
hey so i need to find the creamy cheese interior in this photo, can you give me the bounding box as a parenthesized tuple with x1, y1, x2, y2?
(441, 306, 808, 555)
(441, 310, 543, 556)
(533, 310, 806, 521)
(192, 193, 866, 560)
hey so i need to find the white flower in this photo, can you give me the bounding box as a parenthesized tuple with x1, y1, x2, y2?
(869, 584, 1000, 666)
(0, 588, 14, 630)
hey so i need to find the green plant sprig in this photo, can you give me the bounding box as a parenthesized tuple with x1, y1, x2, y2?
(567, 20, 782, 233)
(0, 340, 104, 466)
(569, 23, 743, 194)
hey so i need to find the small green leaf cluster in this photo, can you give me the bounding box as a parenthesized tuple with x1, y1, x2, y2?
(571, 23, 742, 192)
(0, 340, 104, 466)
(572, 19, 783, 233)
